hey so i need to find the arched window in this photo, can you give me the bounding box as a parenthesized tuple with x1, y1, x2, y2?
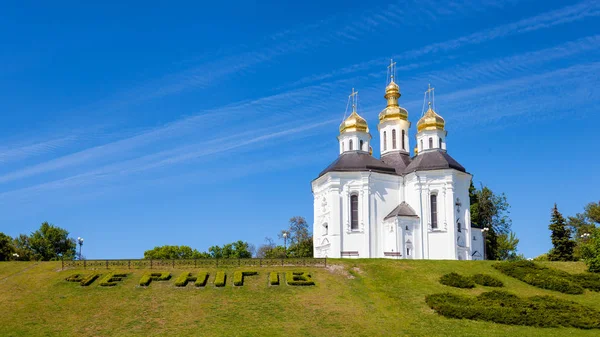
(457, 221, 461, 233)
(439, 138, 443, 149)
(430, 194, 438, 229)
(359, 140, 364, 151)
(429, 137, 433, 149)
(350, 194, 359, 230)
(349, 139, 353, 151)
(420, 139, 423, 151)
(406, 248, 411, 256)
(383, 131, 387, 151)
(402, 130, 405, 150)
(392, 130, 397, 149)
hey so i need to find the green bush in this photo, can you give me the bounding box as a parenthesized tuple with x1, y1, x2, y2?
(493, 261, 585, 294)
(426, 290, 600, 329)
(571, 273, 600, 292)
(233, 271, 258, 286)
(174, 272, 194, 287)
(99, 272, 128, 287)
(65, 274, 84, 282)
(471, 274, 503, 287)
(139, 272, 171, 287)
(80, 273, 101, 286)
(286, 271, 315, 286)
(215, 271, 226, 287)
(269, 272, 279, 286)
(439, 272, 475, 289)
(195, 272, 209, 287)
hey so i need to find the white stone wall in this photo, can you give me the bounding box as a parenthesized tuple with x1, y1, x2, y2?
(416, 129, 446, 153)
(378, 119, 410, 155)
(338, 131, 371, 154)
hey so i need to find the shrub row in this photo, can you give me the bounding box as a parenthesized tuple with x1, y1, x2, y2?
(80, 273, 101, 286)
(233, 271, 258, 286)
(100, 272, 128, 287)
(66, 274, 84, 283)
(426, 290, 600, 329)
(195, 272, 209, 287)
(471, 274, 504, 287)
(139, 272, 171, 287)
(493, 261, 590, 294)
(269, 272, 279, 286)
(214, 271, 226, 287)
(286, 272, 315, 286)
(173, 271, 209, 287)
(439, 273, 475, 288)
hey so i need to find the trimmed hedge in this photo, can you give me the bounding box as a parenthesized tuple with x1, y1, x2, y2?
(99, 272, 128, 287)
(80, 273, 101, 286)
(571, 273, 600, 292)
(215, 271, 226, 287)
(195, 272, 209, 287)
(174, 272, 194, 287)
(426, 290, 600, 329)
(439, 272, 475, 289)
(471, 274, 504, 287)
(493, 261, 584, 294)
(269, 272, 279, 286)
(286, 271, 315, 286)
(139, 272, 171, 287)
(66, 274, 84, 283)
(233, 271, 258, 286)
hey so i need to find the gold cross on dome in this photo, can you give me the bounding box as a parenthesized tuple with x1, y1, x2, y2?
(387, 59, 396, 81)
(425, 83, 435, 108)
(349, 88, 358, 112)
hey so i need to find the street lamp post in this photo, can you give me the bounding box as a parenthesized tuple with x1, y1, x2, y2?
(581, 233, 591, 240)
(283, 232, 288, 258)
(482, 227, 489, 260)
(77, 237, 84, 260)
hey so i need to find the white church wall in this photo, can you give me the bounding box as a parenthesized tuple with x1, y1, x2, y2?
(471, 228, 484, 260)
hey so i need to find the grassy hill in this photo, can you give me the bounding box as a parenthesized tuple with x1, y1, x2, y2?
(1, 259, 599, 336)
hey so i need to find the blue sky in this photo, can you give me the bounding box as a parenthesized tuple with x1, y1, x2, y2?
(1, 0, 599, 259)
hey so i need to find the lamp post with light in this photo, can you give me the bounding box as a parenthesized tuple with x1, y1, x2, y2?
(482, 227, 490, 260)
(77, 237, 84, 260)
(283, 232, 288, 258)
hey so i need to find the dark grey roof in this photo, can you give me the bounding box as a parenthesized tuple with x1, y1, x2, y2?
(384, 202, 419, 220)
(381, 151, 412, 174)
(404, 150, 466, 174)
(317, 151, 397, 178)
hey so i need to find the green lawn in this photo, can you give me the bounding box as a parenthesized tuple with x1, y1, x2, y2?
(0, 259, 598, 336)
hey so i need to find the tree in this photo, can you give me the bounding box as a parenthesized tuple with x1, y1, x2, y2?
(569, 201, 600, 259)
(27, 222, 76, 261)
(470, 183, 513, 260)
(256, 237, 286, 258)
(0, 232, 15, 261)
(208, 240, 252, 259)
(580, 227, 600, 272)
(547, 204, 576, 261)
(13, 234, 35, 261)
(278, 216, 313, 258)
(496, 232, 520, 260)
(143, 245, 208, 259)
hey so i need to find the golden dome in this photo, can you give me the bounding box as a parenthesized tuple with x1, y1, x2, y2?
(416, 106, 445, 133)
(339, 111, 369, 134)
(379, 80, 408, 123)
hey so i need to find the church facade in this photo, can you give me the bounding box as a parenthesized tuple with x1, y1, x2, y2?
(311, 73, 484, 260)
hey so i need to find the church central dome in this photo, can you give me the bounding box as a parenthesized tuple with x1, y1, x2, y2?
(379, 80, 408, 122)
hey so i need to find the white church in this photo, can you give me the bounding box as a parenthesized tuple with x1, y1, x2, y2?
(311, 64, 484, 260)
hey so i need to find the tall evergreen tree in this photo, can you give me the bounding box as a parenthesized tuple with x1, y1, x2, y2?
(548, 204, 575, 261)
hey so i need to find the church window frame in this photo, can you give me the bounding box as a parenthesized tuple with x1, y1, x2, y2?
(420, 139, 423, 152)
(359, 140, 364, 151)
(322, 222, 328, 236)
(350, 193, 359, 231)
(392, 129, 397, 149)
(439, 138, 443, 149)
(402, 130, 405, 150)
(383, 131, 387, 151)
(429, 137, 433, 149)
(430, 193, 438, 229)
(349, 139, 353, 151)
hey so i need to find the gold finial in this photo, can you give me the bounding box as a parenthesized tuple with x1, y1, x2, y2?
(417, 83, 445, 133)
(349, 88, 358, 113)
(379, 59, 407, 123)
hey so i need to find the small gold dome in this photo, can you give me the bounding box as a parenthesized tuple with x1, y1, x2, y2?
(379, 80, 408, 123)
(340, 111, 369, 134)
(416, 106, 445, 133)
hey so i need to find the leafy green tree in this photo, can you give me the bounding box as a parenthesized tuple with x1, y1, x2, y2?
(569, 201, 600, 259)
(208, 240, 252, 258)
(548, 204, 576, 261)
(497, 232, 520, 260)
(12, 234, 35, 261)
(278, 216, 313, 258)
(256, 237, 286, 258)
(27, 222, 76, 261)
(581, 227, 600, 272)
(143, 245, 209, 259)
(0, 232, 15, 261)
(470, 182, 513, 260)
